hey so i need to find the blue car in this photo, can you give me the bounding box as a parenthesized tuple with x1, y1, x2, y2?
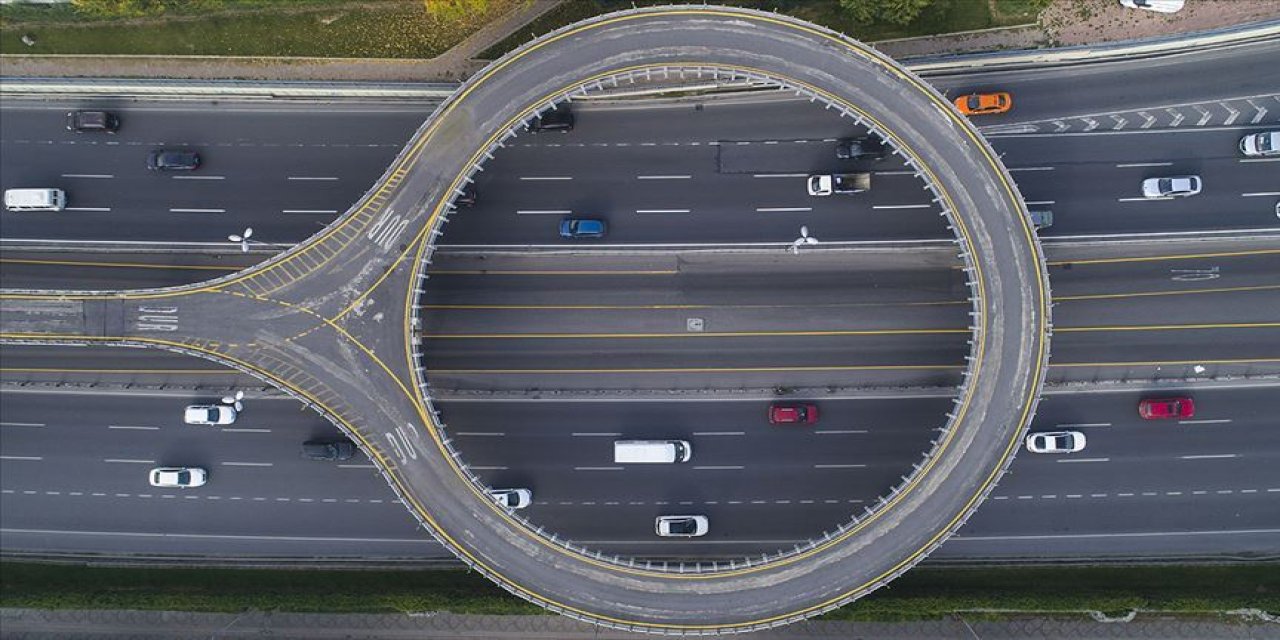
(559, 218, 607, 239)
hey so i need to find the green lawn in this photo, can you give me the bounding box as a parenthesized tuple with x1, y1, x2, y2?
(4, 562, 1275, 620)
(0, 0, 505, 58)
(481, 0, 1047, 60)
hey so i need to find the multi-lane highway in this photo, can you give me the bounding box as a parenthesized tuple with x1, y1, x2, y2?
(2, 10, 1279, 633)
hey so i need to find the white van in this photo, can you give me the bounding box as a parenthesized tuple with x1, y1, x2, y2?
(614, 440, 692, 464)
(4, 188, 66, 212)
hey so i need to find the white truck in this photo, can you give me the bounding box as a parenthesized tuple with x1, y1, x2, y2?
(806, 172, 870, 196)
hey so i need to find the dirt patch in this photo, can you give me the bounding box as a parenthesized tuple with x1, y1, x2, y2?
(1041, 0, 1280, 46)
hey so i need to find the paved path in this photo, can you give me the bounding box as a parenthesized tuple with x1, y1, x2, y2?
(3, 608, 1276, 639)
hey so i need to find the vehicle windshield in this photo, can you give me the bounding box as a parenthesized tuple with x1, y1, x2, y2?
(204, 408, 219, 422)
(671, 520, 695, 534)
(176, 470, 191, 483)
(967, 96, 982, 109)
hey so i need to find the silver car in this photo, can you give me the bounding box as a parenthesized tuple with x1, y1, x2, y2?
(183, 404, 237, 425)
(1141, 175, 1201, 198)
(488, 488, 533, 510)
(1025, 431, 1087, 454)
(1240, 131, 1279, 157)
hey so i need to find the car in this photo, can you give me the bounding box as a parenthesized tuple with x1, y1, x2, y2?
(769, 403, 819, 425)
(489, 488, 533, 510)
(301, 439, 356, 461)
(1138, 396, 1195, 420)
(183, 404, 237, 425)
(1024, 430, 1086, 454)
(1119, 0, 1185, 13)
(1141, 175, 1201, 198)
(655, 515, 709, 538)
(454, 183, 477, 208)
(559, 218, 607, 239)
(1029, 210, 1054, 230)
(1239, 131, 1280, 157)
(66, 110, 119, 133)
(149, 466, 207, 488)
(954, 92, 1012, 116)
(530, 107, 574, 133)
(147, 150, 201, 172)
(835, 136, 885, 161)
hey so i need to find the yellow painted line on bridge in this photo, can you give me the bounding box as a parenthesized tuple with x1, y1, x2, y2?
(1056, 321, 1280, 333)
(0, 258, 240, 271)
(424, 328, 969, 339)
(1047, 248, 1280, 266)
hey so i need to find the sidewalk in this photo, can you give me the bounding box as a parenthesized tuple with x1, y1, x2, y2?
(2, 608, 1276, 639)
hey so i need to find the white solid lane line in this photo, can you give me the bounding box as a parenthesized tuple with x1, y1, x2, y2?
(518, 176, 573, 181)
(813, 463, 866, 469)
(107, 425, 160, 430)
(1239, 157, 1280, 163)
(1114, 162, 1173, 168)
(954, 528, 1280, 541)
(1056, 457, 1109, 463)
(574, 466, 623, 471)
(220, 428, 271, 433)
(0, 422, 45, 428)
(815, 430, 868, 435)
(1024, 200, 1056, 205)
(0, 528, 435, 544)
(872, 204, 931, 210)
(60, 174, 114, 179)
(636, 209, 691, 214)
(469, 466, 508, 471)
(1056, 423, 1111, 428)
(453, 432, 505, 437)
(287, 176, 339, 181)
(283, 209, 338, 214)
(1178, 419, 1232, 425)
(1242, 191, 1280, 197)
(756, 207, 811, 212)
(1118, 197, 1169, 202)
(0, 456, 43, 461)
(337, 464, 377, 469)
(171, 175, 225, 180)
(516, 210, 572, 215)
(65, 207, 111, 212)
(103, 459, 154, 464)
(693, 465, 745, 470)
(570, 432, 621, 437)
(636, 175, 691, 180)
(1180, 453, 1239, 460)
(691, 431, 745, 436)
(169, 208, 225, 213)
(221, 461, 273, 467)
(752, 173, 808, 178)
(1007, 166, 1055, 172)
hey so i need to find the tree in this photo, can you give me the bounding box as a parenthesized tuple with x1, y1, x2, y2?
(839, 0, 938, 26)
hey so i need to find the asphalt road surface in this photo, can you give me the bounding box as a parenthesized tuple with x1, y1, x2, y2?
(3, 383, 1277, 561)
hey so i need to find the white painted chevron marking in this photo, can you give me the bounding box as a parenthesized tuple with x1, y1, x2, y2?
(1082, 117, 1099, 132)
(1111, 115, 1127, 130)
(1193, 105, 1212, 126)
(1166, 108, 1185, 127)
(1052, 120, 1069, 132)
(1223, 102, 1240, 126)
(1138, 111, 1156, 129)
(1247, 99, 1267, 124)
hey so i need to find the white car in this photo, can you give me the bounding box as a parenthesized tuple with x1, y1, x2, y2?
(149, 467, 208, 488)
(1240, 131, 1279, 157)
(655, 515, 709, 538)
(1119, 0, 1184, 13)
(488, 488, 533, 510)
(183, 404, 237, 425)
(1025, 431, 1087, 454)
(1141, 175, 1201, 198)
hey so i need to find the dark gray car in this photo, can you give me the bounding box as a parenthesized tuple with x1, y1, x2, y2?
(147, 150, 201, 171)
(301, 440, 356, 461)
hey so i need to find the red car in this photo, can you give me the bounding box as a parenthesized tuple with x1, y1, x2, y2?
(1138, 397, 1195, 420)
(769, 403, 819, 425)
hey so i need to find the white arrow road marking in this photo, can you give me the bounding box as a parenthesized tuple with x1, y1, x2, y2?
(1081, 117, 1099, 132)
(1052, 120, 1069, 132)
(1110, 115, 1127, 129)
(1223, 102, 1240, 126)
(1138, 111, 1156, 129)
(1193, 105, 1212, 126)
(1247, 99, 1267, 124)
(1166, 108, 1185, 127)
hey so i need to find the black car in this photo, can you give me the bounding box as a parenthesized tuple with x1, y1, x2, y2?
(530, 107, 574, 133)
(301, 440, 356, 461)
(147, 149, 201, 171)
(835, 136, 885, 161)
(66, 110, 120, 133)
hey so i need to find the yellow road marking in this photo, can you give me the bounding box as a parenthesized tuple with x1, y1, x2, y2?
(425, 328, 970, 339)
(0, 258, 239, 271)
(1048, 248, 1280, 266)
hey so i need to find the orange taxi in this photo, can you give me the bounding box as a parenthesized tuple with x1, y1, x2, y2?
(954, 92, 1012, 116)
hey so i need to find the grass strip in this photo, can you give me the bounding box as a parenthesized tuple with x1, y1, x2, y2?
(0, 0, 513, 58)
(479, 0, 1046, 60)
(3, 561, 1276, 620)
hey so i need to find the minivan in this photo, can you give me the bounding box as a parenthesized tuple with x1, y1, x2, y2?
(614, 440, 692, 464)
(4, 188, 66, 212)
